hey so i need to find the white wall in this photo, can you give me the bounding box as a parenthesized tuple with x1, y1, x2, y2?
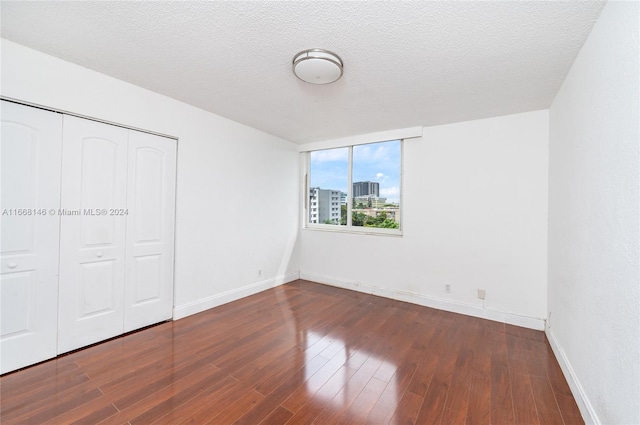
(0, 39, 300, 318)
(547, 2, 640, 424)
(300, 110, 549, 329)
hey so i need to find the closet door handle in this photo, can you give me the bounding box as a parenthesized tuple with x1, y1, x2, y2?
(7, 262, 17, 269)
(96, 252, 104, 258)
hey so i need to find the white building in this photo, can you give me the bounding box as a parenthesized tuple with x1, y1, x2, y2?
(309, 188, 341, 224)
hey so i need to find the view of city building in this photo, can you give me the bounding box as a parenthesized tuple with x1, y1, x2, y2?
(309, 182, 400, 228)
(354, 195, 387, 208)
(308, 140, 401, 229)
(352, 181, 379, 197)
(308, 187, 341, 224)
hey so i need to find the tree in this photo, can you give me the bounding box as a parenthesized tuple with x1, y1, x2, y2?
(379, 218, 399, 229)
(362, 211, 399, 229)
(352, 212, 367, 226)
(339, 209, 399, 229)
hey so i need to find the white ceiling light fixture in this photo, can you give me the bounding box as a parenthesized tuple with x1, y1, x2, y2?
(292, 49, 343, 85)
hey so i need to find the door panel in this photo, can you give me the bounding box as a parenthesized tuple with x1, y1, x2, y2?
(124, 131, 176, 332)
(80, 138, 121, 246)
(0, 101, 63, 374)
(132, 254, 162, 302)
(79, 260, 117, 317)
(58, 116, 128, 354)
(1, 272, 34, 337)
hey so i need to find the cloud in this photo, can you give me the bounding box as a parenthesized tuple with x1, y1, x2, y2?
(375, 172, 388, 182)
(310, 148, 348, 163)
(380, 186, 400, 198)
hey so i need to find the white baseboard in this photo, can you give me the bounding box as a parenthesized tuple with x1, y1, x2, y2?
(173, 271, 300, 320)
(545, 328, 599, 424)
(299, 272, 545, 330)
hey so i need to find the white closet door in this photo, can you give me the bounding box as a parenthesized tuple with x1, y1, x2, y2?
(0, 101, 63, 374)
(124, 131, 176, 332)
(57, 116, 128, 354)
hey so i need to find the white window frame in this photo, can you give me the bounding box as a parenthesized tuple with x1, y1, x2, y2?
(303, 139, 404, 237)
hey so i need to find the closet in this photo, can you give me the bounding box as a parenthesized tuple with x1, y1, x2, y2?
(1, 101, 63, 374)
(0, 101, 177, 373)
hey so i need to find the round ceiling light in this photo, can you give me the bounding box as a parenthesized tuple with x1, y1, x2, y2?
(292, 49, 343, 85)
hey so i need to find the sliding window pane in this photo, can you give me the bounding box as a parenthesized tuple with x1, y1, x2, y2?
(309, 147, 348, 225)
(352, 140, 401, 228)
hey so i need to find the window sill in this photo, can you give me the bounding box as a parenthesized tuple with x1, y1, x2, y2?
(304, 224, 402, 237)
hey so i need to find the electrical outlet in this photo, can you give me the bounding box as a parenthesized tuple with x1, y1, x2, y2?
(477, 289, 486, 300)
(258, 269, 263, 277)
(445, 284, 452, 293)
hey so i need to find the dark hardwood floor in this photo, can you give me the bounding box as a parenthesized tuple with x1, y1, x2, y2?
(0, 280, 583, 424)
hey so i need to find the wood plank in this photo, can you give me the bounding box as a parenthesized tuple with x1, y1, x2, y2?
(490, 350, 515, 425)
(47, 398, 119, 425)
(108, 356, 215, 410)
(414, 373, 451, 425)
(466, 373, 491, 425)
(254, 350, 330, 397)
(555, 393, 585, 425)
(0, 369, 90, 415)
(510, 372, 540, 425)
(0, 360, 81, 401)
(334, 377, 387, 424)
(441, 407, 468, 425)
(310, 355, 386, 424)
(258, 406, 294, 425)
(175, 379, 261, 425)
(414, 337, 460, 425)
(281, 351, 356, 413)
(283, 365, 357, 424)
(530, 375, 565, 425)
(95, 364, 222, 424)
(6, 386, 103, 424)
(148, 375, 239, 424)
(443, 348, 474, 419)
(388, 390, 424, 425)
(365, 355, 418, 425)
(204, 389, 264, 425)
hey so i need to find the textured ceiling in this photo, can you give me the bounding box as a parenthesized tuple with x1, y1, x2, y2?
(1, 1, 604, 144)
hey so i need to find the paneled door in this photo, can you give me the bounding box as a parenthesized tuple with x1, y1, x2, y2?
(124, 130, 176, 332)
(0, 101, 63, 373)
(57, 116, 128, 354)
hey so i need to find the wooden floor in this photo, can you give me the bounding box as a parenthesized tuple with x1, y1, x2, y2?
(0, 280, 583, 425)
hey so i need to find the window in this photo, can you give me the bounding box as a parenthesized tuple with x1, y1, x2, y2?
(306, 140, 402, 234)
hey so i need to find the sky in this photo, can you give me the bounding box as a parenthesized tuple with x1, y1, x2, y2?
(309, 140, 401, 203)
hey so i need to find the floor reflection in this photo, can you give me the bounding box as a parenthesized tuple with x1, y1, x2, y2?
(300, 330, 399, 419)
(264, 283, 401, 421)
